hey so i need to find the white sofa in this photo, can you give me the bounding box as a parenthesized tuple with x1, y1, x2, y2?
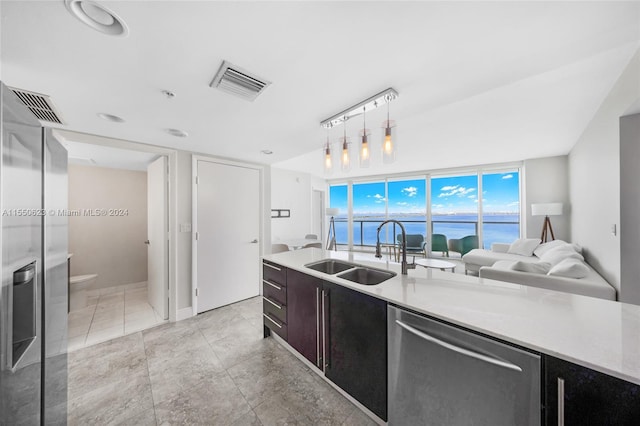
(462, 241, 616, 301)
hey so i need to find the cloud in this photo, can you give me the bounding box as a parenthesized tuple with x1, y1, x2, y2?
(396, 202, 408, 206)
(467, 195, 476, 199)
(432, 203, 445, 209)
(373, 194, 384, 200)
(440, 185, 458, 191)
(438, 186, 476, 198)
(507, 201, 520, 207)
(401, 186, 418, 197)
(502, 174, 514, 179)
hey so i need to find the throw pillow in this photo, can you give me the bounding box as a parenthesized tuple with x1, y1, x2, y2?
(511, 261, 552, 274)
(539, 245, 584, 266)
(533, 240, 567, 258)
(507, 238, 541, 257)
(548, 258, 589, 279)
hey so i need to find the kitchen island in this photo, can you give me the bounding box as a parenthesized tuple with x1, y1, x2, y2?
(262, 248, 640, 424)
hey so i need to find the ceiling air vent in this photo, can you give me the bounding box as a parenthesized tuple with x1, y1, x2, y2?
(10, 88, 65, 124)
(209, 61, 271, 101)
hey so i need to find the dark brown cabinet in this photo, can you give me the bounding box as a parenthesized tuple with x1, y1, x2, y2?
(545, 355, 640, 425)
(284, 269, 388, 421)
(262, 261, 287, 340)
(323, 281, 388, 421)
(286, 269, 323, 368)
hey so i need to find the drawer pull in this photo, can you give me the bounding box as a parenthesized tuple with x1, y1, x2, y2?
(262, 279, 282, 291)
(263, 296, 282, 310)
(263, 263, 282, 271)
(558, 377, 565, 426)
(263, 313, 282, 329)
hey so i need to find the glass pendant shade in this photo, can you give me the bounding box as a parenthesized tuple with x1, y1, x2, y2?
(340, 136, 351, 172)
(323, 140, 333, 174)
(359, 129, 371, 168)
(381, 119, 397, 164)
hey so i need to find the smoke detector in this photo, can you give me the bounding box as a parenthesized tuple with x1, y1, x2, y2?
(210, 61, 271, 101)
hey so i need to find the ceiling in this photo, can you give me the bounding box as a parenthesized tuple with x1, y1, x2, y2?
(1, 1, 639, 178)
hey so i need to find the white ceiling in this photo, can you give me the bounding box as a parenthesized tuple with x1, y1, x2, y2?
(1, 1, 639, 178)
(61, 139, 159, 171)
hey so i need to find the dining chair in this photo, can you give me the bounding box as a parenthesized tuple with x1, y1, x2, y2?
(271, 243, 290, 254)
(431, 234, 449, 257)
(303, 242, 322, 249)
(305, 234, 318, 239)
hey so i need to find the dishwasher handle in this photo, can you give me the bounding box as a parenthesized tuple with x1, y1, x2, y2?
(395, 319, 523, 372)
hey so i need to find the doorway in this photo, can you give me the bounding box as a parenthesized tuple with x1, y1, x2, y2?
(193, 159, 261, 313)
(63, 141, 170, 350)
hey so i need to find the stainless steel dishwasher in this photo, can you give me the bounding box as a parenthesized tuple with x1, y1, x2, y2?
(388, 305, 541, 425)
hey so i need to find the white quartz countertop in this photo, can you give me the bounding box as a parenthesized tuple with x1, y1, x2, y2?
(263, 248, 640, 385)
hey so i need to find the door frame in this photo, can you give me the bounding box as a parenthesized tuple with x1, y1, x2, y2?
(191, 155, 266, 316)
(147, 155, 169, 320)
(52, 130, 178, 322)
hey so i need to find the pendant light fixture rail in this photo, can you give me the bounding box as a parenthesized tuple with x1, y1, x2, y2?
(320, 88, 398, 129)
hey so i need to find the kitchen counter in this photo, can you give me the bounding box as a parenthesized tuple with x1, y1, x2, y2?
(263, 248, 640, 386)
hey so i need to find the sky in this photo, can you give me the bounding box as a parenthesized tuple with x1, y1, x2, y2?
(329, 172, 520, 216)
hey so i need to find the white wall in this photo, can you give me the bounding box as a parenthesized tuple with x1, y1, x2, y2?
(523, 156, 570, 242)
(620, 113, 640, 305)
(270, 167, 313, 240)
(68, 164, 148, 288)
(569, 49, 640, 296)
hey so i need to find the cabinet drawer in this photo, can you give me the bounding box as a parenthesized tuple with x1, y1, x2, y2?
(263, 261, 286, 286)
(263, 279, 286, 305)
(263, 296, 286, 324)
(263, 312, 287, 340)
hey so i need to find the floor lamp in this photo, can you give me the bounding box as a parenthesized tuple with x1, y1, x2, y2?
(531, 203, 563, 243)
(326, 208, 339, 251)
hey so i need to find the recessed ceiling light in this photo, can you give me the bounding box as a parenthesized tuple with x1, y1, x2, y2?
(97, 113, 125, 123)
(261, 150, 273, 155)
(65, 0, 129, 37)
(165, 128, 188, 138)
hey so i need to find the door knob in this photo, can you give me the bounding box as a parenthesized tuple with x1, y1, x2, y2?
(144, 240, 150, 245)
(250, 239, 258, 243)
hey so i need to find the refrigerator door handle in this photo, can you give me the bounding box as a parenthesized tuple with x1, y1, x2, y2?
(395, 319, 523, 372)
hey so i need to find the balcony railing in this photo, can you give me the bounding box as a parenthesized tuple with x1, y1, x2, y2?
(332, 218, 519, 249)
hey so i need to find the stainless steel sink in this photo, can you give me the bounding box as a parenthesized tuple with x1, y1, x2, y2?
(337, 267, 397, 285)
(305, 259, 356, 275)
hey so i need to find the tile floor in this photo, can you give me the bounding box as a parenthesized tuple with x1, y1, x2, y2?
(68, 282, 167, 352)
(67, 296, 377, 425)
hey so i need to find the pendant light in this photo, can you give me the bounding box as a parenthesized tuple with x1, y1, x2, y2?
(323, 128, 333, 174)
(340, 116, 351, 172)
(359, 107, 371, 168)
(382, 95, 397, 164)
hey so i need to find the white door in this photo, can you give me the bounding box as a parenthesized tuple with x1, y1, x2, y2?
(196, 161, 260, 313)
(147, 156, 168, 319)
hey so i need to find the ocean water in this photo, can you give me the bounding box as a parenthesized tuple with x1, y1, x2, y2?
(331, 214, 519, 250)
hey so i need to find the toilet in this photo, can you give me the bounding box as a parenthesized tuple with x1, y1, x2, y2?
(69, 274, 98, 311)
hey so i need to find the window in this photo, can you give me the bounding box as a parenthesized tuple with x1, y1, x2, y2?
(430, 174, 479, 240)
(329, 184, 347, 245)
(388, 178, 427, 243)
(329, 166, 521, 251)
(481, 171, 520, 248)
(352, 181, 385, 246)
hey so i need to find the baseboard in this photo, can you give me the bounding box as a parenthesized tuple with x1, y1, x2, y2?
(176, 307, 193, 321)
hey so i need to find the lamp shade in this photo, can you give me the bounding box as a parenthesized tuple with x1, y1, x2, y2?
(326, 208, 339, 216)
(531, 203, 563, 216)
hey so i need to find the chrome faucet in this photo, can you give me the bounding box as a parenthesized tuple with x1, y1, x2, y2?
(375, 219, 416, 275)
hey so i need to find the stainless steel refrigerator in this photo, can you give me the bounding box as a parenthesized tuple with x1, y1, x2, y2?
(0, 82, 68, 424)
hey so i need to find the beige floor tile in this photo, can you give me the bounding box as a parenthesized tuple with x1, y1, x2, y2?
(85, 324, 124, 346)
(68, 296, 367, 425)
(67, 336, 87, 352)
